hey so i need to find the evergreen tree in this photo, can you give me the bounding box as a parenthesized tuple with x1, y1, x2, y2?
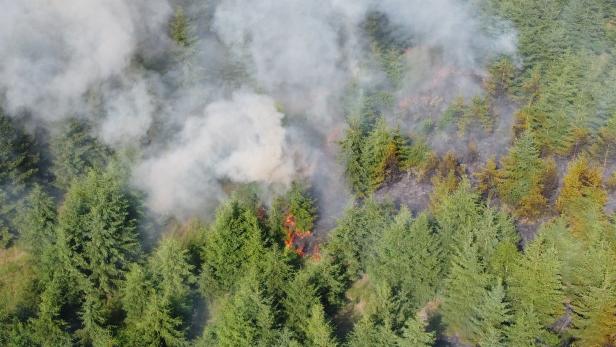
(441, 241, 489, 341)
(556, 156, 607, 238)
(469, 280, 511, 346)
(368, 209, 442, 310)
(432, 179, 481, 264)
(497, 132, 547, 218)
(0, 111, 39, 235)
(304, 304, 337, 347)
(340, 118, 368, 195)
(324, 199, 394, 280)
(508, 233, 565, 326)
(15, 185, 56, 254)
(200, 197, 267, 296)
(397, 317, 434, 347)
(51, 120, 109, 190)
(28, 277, 72, 347)
(287, 182, 317, 232)
(56, 169, 140, 296)
(201, 278, 278, 347)
(506, 305, 558, 347)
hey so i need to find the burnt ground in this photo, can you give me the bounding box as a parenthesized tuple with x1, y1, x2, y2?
(374, 171, 433, 215)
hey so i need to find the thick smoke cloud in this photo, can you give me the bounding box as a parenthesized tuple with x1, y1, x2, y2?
(133, 92, 295, 217)
(0, 0, 170, 120)
(0, 0, 517, 222)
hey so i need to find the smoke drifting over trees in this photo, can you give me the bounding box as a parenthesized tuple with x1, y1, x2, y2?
(0, 0, 514, 219)
(4, 1, 616, 346)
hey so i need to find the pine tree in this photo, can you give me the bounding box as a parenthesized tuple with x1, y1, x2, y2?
(507, 305, 558, 347)
(0, 111, 39, 234)
(169, 7, 193, 48)
(470, 280, 511, 346)
(368, 209, 442, 310)
(569, 241, 616, 346)
(346, 317, 398, 347)
(282, 270, 320, 340)
(51, 120, 109, 190)
(149, 237, 196, 316)
(28, 277, 72, 347)
(340, 118, 368, 195)
(200, 197, 266, 296)
(201, 278, 278, 347)
(304, 304, 337, 347)
(362, 118, 399, 191)
(123, 291, 187, 347)
(556, 156, 607, 238)
(497, 132, 547, 218)
(56, 169, 140, 296)
(474, 157, 499, 196)
(508, 234, 565, 326)
(15, 185, 56, 254)
(287, 182, 317, 232)
(441, 241, 489, 341)
(324, 199, 394, 280)
(432, 179, 481, 264)
(397, 317, 435, 347)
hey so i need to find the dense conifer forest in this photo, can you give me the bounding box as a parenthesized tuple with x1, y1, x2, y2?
(1, 0, 616, 346)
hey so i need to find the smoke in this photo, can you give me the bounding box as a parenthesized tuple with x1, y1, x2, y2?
(0, 0, 517, 222)
(133, 92, 295, 217)
(0, 0, 171, 120)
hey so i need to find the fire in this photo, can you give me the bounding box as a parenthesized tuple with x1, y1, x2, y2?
(283, 213, 313, 257)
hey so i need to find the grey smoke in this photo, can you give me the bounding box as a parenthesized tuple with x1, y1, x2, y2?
(133, 91, 295, 217)
(0, 0, 171, 120)
(0, 0, 517, 222)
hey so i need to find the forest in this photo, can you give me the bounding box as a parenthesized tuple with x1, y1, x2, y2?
(1, 0, 616, 346)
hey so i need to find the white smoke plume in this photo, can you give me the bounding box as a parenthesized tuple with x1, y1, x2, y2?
(0, 0, 171, 120)
(133, 92, 295, 217)
(0, 0, 517, 222)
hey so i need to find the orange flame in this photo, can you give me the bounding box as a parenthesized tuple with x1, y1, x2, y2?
(283, 213, 313, 257)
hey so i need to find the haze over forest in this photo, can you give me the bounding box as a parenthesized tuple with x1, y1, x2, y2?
(1, 0, 616, 346)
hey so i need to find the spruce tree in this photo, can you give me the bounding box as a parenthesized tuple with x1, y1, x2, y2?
(506, 305, 557, 347)
(397, 317, 435, 347)
(51, 120, 109, 190)
(56, 169, 140, 296)
(497, 131, 547, 218)
(469, 280, 511, 346)
(508, 233, 565, 326)
(441, 241, 489, 341)
(304, 304, 337, 347)
(368, 209, 442, 310)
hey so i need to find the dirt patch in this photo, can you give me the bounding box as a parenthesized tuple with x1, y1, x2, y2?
(374, 172, 433, 215)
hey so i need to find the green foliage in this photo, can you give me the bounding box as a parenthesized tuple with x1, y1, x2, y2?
(324, 199, 394, 280)
(506, 305, 557, 347)
(485, 57, 516, 97)
(397, 317, 435, 347)
(287, 182, 317, 232)
(14, 185, 56, 254)
(170, 7, 193, 48)
(441, 241, 489, 340)
(304, 303, 337, 347)
(508, 233, 565, 326)
(496, 132, 548, 217)
(51, 120, 109, 190)
(200, 197, 268, 296)
(340, 117, 425, 195)
(57, 169, 140, 296)
(120, 238, 195, 346)
(367, 209, 442, 310)
(469, 280, 511, 346)
(0, 111, 39, 234)
(201, 277, 278, 347)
